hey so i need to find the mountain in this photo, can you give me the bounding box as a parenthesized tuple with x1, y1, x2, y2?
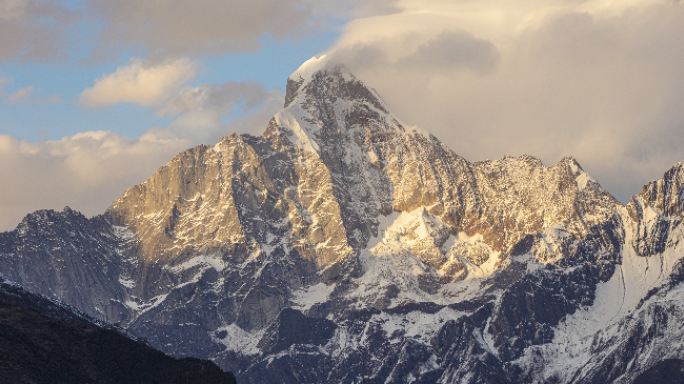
(0, 274, 237, 384)
(2, 55, 684, 383)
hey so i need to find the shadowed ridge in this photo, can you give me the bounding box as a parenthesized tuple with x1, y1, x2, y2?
(0, 275, 237, 384)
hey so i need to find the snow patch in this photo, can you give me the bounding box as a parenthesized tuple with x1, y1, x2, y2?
(118, 276, 136, 289)
(568, 159, 596, 189)
(291, 282, 337, 311)
(124, 300, 140, 311)
(290, 54, 330, 82)
(275, 108, 321, 156)
(378, 207, 448, 247)
(126, 292, 169, 314)
(213, 324, 265, 355)
(168, 254, 225, 274)
(463, 250, 502, 279)
(555, 220, 682, 344)
(212, 142, 222, 153)
(442, 231, 501, 279)
(575, 172, 595, 189)
(365, 211, 402, 250)
(642, 205, 663, 223)
(112, 225, 135, 241)
(512, 212, 684, 381)
(375, 307, 466, 342)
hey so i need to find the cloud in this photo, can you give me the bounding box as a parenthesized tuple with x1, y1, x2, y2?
(0, 0, 78, 62)
(4, 85, 61, 104)
(42, 94, 61, 104)
(221, 90, 284, 138)
(80, 58, 198, 108)
(396, 31, 500, 75)
(0, 0, 399, 63)
(7, 85, 32, 103)
(0, 131, 192, 231)
(329, 30, 500, 76)
(160, 81, 268, 118)
(88, 0, 316, 58)
(150, 80, 281, 143)
(321, 0, 684, 203)
(0, 76, 9, 94)
(311, 0, 400, 20)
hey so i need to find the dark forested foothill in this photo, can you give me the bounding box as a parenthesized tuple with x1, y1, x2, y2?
(0, 277, 236, 384)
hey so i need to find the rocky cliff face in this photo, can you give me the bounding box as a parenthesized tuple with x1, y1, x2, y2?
(2, 57, 684, 384)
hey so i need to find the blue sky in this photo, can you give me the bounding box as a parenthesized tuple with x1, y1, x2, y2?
(2, 0, 684, 230)
(0, 30, 340, 141)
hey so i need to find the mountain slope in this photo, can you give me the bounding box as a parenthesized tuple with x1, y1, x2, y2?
(1, 57, 683, 384)
(0, 275, 237, 384)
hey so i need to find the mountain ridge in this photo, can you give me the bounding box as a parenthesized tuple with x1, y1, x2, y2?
(0, 274, 237, 384)
(1, 60, 684, 384)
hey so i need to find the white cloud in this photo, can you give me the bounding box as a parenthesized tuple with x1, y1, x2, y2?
(321, 0, 684, 202)
(80, 58, 198, 108)
(160, 81, 267, 117)
(150, 80, 282, 143)
(0, 131, 191, 231)
(221, 90, 284, 138)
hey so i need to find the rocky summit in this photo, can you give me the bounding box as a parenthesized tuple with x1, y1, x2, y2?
(2, 56, 684, 384)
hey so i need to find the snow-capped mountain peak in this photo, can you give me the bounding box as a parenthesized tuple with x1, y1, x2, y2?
(2, 59, 683, 384)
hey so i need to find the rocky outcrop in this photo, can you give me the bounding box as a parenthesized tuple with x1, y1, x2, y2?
(0, 208, 137, 323)
(633, 161, 684, 220)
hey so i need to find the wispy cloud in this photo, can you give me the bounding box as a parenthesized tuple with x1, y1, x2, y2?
(7, 86, 33, 103)
(151, 80, 281, 143)
(0, 0, 393, 64)
(42, 94, 61, 104)
(5, 85, 61, 104)
(0, 76, 10, 95)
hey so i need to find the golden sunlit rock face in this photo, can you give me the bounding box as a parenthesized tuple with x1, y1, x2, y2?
(108, 66, 620, 279)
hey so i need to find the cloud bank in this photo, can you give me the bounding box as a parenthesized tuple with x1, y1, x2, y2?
(88, 0, 314, 57)
(0, 0, 78, 62)
(0, 132, 190, 231)
(322, 0, 684, 203)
